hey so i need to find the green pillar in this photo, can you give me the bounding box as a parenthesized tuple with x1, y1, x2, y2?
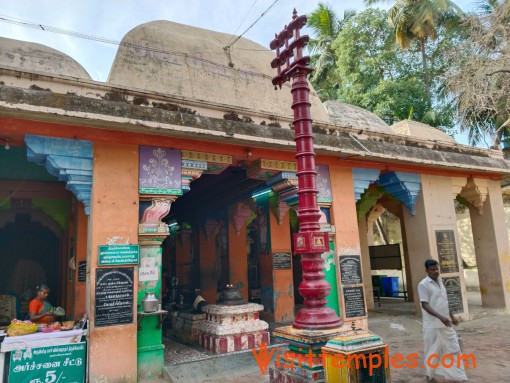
(137, 240, 165, 381)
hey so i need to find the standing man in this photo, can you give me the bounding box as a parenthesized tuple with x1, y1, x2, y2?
(418, 259, 468, 382)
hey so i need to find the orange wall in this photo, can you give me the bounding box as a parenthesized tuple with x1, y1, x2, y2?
(87, 142, 139, 383)
(329, 166, 361, 251)
(73, 203, 88, 317)
(228, 204, 248, 300)
(199, 227, 217, 303)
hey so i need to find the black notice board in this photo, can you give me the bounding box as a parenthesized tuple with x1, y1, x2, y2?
(273, 252, 291, 270)
(339, 255, 362, 285)
(95, 267, 134, 327)
(343, 286, 366, 318)
(443, 276, 464, 314)
(369, 244, 402, 270)
(78, 261, 87, 282)
(435, 230, 459, 273)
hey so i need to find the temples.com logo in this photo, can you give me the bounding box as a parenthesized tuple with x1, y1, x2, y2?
(252, 343, 476, 376)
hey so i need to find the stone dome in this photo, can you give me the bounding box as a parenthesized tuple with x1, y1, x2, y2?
(391, 120, 456, 144)
(107, 20, 329, 122)
(0, 37, 91, 79)
(323, 101, 394, 134)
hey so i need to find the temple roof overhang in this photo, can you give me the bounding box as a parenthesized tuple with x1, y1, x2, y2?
(1, 68, 509, 177)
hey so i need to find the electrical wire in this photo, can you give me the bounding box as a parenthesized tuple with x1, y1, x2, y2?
(226, 0, 259, 47)
(222, 0, 281, 67)
(224, 0, 281, 51)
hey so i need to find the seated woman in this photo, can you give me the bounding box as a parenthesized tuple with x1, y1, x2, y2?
(28, 284, 56, 324)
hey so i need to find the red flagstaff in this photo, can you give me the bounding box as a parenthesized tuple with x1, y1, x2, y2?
(270, 9, 342, 330)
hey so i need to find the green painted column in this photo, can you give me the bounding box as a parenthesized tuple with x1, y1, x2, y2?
(137, 240, 165, 381)
(324, 239, 340, 316)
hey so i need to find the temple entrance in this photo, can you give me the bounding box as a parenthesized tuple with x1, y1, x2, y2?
(0, 145, 74, 324)
(163, 165, 265, 307)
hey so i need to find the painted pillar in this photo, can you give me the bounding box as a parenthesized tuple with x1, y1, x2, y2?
(269, 201, 294, 323)
(137, 197, 173, 381)
(329, 165, 367, 329)
(87, 142, 139, 383)
(137, 239, 165, 380)
(358, 217, 374, 310)
(200, 220, 218, 303)
(228, 204, 248, 299)
(74, 202, 88, 317)
(402, 174, 469, 321)
(469, 179, 510, 309)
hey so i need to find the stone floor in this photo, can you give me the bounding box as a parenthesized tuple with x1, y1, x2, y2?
(162, 292, 509, 382)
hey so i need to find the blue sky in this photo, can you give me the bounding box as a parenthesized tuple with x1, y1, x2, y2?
(0, 0, 479, 144)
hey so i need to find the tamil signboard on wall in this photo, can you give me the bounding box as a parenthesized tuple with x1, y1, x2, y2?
(343, 286, 366, 319)
(8, 342, 86, 383)
(435, 230, 459, 273)
(78, 260, 87, 282)
(98, 244, 139, 266)
(272, 252, 292, 270)
(95, 267, 134, 327)
(339, 255, 362, 285)
(443, 276, 464, 314)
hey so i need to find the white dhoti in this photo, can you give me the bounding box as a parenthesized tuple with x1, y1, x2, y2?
(423, 327, 468, 381)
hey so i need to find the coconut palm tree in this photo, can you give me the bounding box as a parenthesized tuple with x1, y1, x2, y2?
(307, 3, 356, 99)
(365, 0, 463, 105)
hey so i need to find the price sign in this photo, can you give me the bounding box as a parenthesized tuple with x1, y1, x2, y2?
(8, 342, 86, 383)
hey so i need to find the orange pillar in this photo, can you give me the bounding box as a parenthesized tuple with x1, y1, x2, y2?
(329, 165, 367, 329)
(87, 142, 139, 383)
(73, 202, 88, 317)
(228, 204, 248, 299)
(269, 207, 294, 323)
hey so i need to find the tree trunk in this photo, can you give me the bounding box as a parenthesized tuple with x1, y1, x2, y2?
(420, 38, 431, 106)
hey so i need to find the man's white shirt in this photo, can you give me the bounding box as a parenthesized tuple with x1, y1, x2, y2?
(418, 276, 450, 328)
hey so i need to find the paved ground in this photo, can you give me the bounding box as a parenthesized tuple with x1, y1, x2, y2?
(162, 293, 509, 383)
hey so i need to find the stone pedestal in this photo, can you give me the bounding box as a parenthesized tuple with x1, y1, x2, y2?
(172, 311, 206, 345)
(198, 303, 269, 353)
(322, 331, 390, 382)
(269, 325, 377, 383)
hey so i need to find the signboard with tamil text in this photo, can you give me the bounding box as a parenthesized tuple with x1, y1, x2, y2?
(95, 267, 134, 327)
(8, 342, 86, 383)
(98, 244, 139, 266)
(435, 230, 459, 273)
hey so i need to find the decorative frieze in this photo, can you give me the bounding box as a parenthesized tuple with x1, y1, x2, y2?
(25, 135, 93, 215)
(138, 197, 174, 235)
(247, 159, 297, 180)
(181, 150, 232, 175)
(377, 171, 421, 216)
(270, 194, 292, 225)
(139, 146, 182, 195)
(352, 168, 381, 202)
(233, 202, 254, 235)
(460, 177, 489, 214)
(451, 177, 468, 198)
